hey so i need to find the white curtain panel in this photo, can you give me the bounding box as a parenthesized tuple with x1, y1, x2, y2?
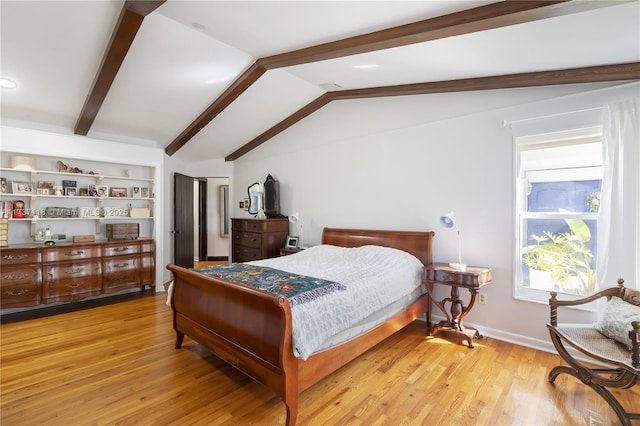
(597, 98, 640, 290)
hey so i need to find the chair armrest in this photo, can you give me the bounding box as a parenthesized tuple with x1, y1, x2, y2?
(549, 278, 625, 326)
(632, 321, 640, 368)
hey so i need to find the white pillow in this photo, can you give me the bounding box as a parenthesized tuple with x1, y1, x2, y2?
(593, 296, 640, 350)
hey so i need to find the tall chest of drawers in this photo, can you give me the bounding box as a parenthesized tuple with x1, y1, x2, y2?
(231, 218, 289, 263)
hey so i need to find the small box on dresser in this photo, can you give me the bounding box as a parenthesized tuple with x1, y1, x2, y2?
(106, 223, 139, 241)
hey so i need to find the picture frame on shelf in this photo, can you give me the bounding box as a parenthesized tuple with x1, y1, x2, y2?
(285, 235, 299, 249)
(132, 186, 141, 198)
(79, 188, 89, 196)
(1, 178, 7, 193)
(12, 181, 34, 194)
(61, 179, 77, 190)
(140, 187, 149, 198)
(88, 184, 99, 197)
(52, 186, 63, 196)
(37, 188, 51, 196)
(37, 180, 54, 189)
(64, 187, 77, 196)
(110, 187, 127, 198)
(96, 185, 109, 198)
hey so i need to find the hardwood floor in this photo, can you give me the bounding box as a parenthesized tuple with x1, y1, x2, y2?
(1, 294, 638, 425)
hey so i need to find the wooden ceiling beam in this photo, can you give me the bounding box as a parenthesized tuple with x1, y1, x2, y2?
(74, 1, 165, 136)
(168, 0, 615, 156)
(164, 62, 268, 156)
(260, 0, 610, 69)
(224, 94, 333, 161)
(225, 62, 640, 161)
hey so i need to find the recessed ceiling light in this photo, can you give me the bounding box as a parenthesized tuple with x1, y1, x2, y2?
(0, 78, 17, 89)
(352, 64, 379, 70)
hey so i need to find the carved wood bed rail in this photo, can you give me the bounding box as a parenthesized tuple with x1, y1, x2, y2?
(167, 227, 434, 425)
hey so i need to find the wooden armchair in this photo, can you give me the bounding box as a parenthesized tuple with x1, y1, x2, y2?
(547, 279, 640, 426)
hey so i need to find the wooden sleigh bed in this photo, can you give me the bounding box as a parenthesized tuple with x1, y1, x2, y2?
(166, 227, 434, 425)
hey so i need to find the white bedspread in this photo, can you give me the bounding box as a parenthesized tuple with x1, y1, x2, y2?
(249, 244, 424, 360)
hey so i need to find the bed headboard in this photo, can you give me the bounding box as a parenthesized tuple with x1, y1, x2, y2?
(321, 227, 434, 266)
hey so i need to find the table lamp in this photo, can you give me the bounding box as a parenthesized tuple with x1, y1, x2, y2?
(440, 211, 466, 271)
(288, 212, 304, 248)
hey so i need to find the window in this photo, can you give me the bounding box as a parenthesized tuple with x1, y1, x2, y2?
(515, 127, 602, 303)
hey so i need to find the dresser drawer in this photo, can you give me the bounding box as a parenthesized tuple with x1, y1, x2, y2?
(233, 231, 262, 249)
(43, 245, 101, 263)
(1, 248, 41, 266)
(102, 256, 141, 293)
(140, 253, 154, 285)
(43, 261, 102, 303)
(233, 246, 262, 262)
(1, 265, 42, 308)
(139, 240, 154, 254)
(425, 267, 491, 287)
(103, 242, 141, 257)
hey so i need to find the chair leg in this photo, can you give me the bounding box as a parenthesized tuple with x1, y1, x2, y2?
(549, 364, 633, 426)
(548, 331, 639, 426)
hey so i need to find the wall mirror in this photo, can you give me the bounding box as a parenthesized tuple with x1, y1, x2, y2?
(247, 182, 262, 215)
(263, 174, 282, 218)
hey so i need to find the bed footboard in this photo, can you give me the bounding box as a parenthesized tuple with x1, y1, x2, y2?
(167, 264, 299, 424)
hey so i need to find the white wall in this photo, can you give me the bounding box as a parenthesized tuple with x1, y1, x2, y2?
(231, 82, 639, 352)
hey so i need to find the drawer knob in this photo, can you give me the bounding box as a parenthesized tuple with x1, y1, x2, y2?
(114, 263, 130, 268)
(114, 247, 130, 252)
(3, 254, 28, 260)
(64, 267, 85, 275)
(3, 273, 29, 281)
(64, 283, 81, 289)
(64, 250, 85, 257)
(4, 288, 28, 296)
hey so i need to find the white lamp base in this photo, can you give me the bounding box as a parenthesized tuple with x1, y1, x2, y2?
(449, 262, 467, 272)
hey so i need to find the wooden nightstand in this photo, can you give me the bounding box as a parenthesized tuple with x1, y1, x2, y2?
(424, 263, 492, 348)
(279, 248, 304, 256)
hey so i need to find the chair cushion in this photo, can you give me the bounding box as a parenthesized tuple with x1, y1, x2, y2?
(594, 296, 640, 350)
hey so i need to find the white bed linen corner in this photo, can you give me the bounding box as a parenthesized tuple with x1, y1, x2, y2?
(249, 244, 425, 360)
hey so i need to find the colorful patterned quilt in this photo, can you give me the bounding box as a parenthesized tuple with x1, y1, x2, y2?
(194, 263, 346, 306)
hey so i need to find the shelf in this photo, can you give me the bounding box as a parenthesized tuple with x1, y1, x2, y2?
(0, 167, 154, 182)
(9, 217, 154, 221)
(0, 194, 153, 201)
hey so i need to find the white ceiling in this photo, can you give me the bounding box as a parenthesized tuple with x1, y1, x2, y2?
(1, 1, 639, 162)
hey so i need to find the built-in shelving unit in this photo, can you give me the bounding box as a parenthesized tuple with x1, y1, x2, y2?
(0, 155, 156, 244)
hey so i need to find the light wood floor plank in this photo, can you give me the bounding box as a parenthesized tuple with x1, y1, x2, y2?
(2, 294, 638, 425)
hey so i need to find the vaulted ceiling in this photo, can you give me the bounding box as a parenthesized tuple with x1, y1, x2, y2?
(1, 1, 639, 162)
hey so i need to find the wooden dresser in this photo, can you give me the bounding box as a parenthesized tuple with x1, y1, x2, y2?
(231, 218, 288, 263)
(0, 239, 155, 309)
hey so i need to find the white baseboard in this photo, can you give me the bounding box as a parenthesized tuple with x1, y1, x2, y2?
(424, 314, 601, 365)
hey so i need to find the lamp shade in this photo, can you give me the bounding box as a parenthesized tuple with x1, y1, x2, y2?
(439, 211, 456, 229)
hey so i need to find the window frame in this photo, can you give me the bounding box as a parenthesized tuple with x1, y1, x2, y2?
(513, 126, 603, 305)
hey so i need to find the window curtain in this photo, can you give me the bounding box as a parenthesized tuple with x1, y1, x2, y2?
(596, 98, 639, 290)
